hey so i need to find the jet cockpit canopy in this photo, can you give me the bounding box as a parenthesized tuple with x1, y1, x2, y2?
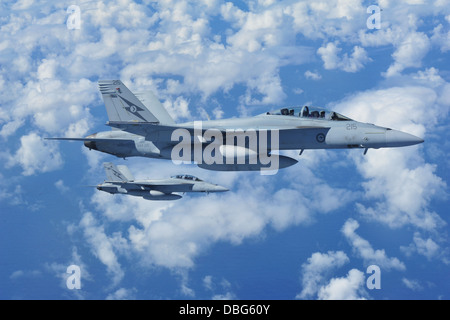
(172, 174, 203, 181)
(266, 106, 353, 121)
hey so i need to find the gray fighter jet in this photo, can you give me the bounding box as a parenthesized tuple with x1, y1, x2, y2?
(96, 162, 229, 200)
(50, 80, 424, 172)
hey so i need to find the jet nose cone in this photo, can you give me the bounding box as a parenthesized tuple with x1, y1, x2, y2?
(214, 185, 229, 192)
(386, 130, 424, 147)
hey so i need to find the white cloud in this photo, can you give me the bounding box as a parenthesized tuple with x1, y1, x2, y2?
(163, 96, 192, 121)
(1, 0, 449, 298)
(12, 0, 35, 10)
(37, 58, 58, 80)
(341, 219, 406, 271)
(0, 183, 25, 206)
(296, 251, 349, 299)
(9, 0, 443, 142)
(401, 232, 442, 261)
(385, 32, 431, 77)
(7, 132, 63, 176)
(402, 278, 423, 291)
(16, 78, 96, 135)
(117, 1, 315, 104)
(287, 0, 366, 39)
(54, 179, 69, 193)
(203, 275, 236, 299)
(317, 42, 371, 72)
(81, 156, 355, 282)
(123, 191, 282, 268)
(90, 0, 155, 29)
(357, 2, 449, 77)
(432, 24, 450, 52)
(10, 269, 41, 280)
(226, 10, 281, 52)
(304, 70, 322, 80)
(354, 155, 446, 230)
(79, 211, 125, 286)
(292, 88, 304, 94)
(45, 246, 91, 294)
(212, 292, 236, 300)
(412, 232, 440, 260)
(0, 119, 24, 139)
(332, 82, 448, 230)
(203, 275, 214, 291)
(106, 287, 137, 300)
(413, 67, 445, 87)
(317, 269, 367, 300)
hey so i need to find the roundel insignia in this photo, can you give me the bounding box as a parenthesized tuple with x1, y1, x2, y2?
(129, 105, 137, 113)
(316, 133, 325, 143)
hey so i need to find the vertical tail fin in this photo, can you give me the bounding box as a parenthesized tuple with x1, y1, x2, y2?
(103, 162, 134, 182)
(98, 80, 175, 125)
(135, 91, 175, 125)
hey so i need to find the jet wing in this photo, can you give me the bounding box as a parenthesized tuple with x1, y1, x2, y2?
(106, 121, 180, 141)
(107, 121, 242, 145)
(107, 181, 191, 193)
(107, 121, 177, 133)
(45, 137, 135, 142)
(106, 121, 328, 143)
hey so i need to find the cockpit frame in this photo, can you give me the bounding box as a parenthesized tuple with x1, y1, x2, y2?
(172, 174, 203, 181)
(266, 106, 352, 121)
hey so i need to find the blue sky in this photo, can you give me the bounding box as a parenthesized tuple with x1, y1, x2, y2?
(0, 0, 449, 300)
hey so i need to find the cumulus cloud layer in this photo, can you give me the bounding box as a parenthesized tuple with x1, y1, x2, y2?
(342, 219, 406, 271)
(6, 132, 63, 176)
(332, 80, 449, 230)
(80, 159, 355, 274)
(296, 249, 370, 300)
(1, 0, 449, 298)
(2, 1, 449, 163)
(317, 42, 371, 72)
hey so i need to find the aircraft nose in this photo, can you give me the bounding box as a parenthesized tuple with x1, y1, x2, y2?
(214, 185, 229, 192)
(385, 129, 424, 147)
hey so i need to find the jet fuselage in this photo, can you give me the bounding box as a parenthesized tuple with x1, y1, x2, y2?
(84, 114, 423, 160)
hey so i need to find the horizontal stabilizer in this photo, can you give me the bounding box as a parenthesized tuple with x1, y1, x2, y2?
(45, 137, 134, 142)
(106, 121, 181, 140)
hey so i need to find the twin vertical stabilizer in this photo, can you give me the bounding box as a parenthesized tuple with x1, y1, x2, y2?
(103, 162, 134, 182)
(98, 80, 175, 125)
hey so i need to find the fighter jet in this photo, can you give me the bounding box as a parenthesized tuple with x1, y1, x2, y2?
(96, 162, 229, 200)
(49, 80, 424, 172)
